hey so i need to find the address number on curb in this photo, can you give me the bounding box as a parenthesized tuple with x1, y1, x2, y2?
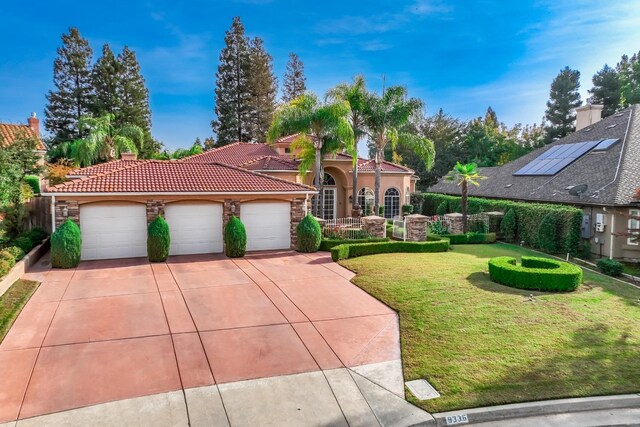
(445, 414, 469, 425)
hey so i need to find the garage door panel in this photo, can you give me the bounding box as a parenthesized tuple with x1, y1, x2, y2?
(164, 203, 223, 255)
(80, 204, 147, 261)
(241, 202, 291, 251)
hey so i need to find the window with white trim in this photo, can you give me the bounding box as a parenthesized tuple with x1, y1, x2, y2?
(357, 188, 374, 215)
(384, 187, 400, 219)
(628, 209, 640, 245)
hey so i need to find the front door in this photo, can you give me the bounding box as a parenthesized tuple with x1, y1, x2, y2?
(323, 188, 336, 220)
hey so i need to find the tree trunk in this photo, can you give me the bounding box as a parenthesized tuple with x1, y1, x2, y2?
(352, 159, 358, 211)
(374, 145, 382, 217)
(461, 181, 468, 233)
(314, 147, 323, 218)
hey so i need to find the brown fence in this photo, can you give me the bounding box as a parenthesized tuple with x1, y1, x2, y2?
(22, 196, 51, 233)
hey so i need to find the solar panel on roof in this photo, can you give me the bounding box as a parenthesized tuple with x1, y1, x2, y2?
(513, 140, 600, 176)
(592, 138, 619, 151)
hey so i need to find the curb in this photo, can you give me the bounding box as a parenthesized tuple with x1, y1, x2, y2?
(432, 394, 640, 426)
(0, 238, 50, 297)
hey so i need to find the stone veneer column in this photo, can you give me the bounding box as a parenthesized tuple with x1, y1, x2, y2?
(146, 200, 165, 224)
(405, 214, 429, 242)
(55, 199, 79, 229)
(290, 198, 305, 248)
(444, 213, 464, 234)
(361, 215, 386, 238)
(223, 199, 241, 227)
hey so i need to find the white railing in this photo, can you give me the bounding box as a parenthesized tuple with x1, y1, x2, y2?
(322, 217, 371, 240)
(392, 216, 406, 241)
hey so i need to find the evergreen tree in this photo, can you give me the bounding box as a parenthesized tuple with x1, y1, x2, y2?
(212, 17, 252, 146)
(282, 53, 306, 102)
(544, 67, 581, 143)
(203, 137, 216, 150)
(116, 47, 151, 134)
(588, 64, 621, 117)
(193, 137, 203, 150)
(247, 37, 277, 142)
(44, 27, 94, 143)
(618, 51, 640, 107)
(91, 44, 121, 118)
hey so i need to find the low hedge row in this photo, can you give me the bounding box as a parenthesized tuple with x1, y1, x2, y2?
(0, 246, 26, 277)
(423, 193, 582, 255)
(331, 238, 450, 262)
(436, 232, 496, 244)
(488, 256, 582, 292)
(319, 237, 389, 251)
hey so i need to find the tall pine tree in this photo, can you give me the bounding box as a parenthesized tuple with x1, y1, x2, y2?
(117, 47, 151, 137)
(212, 17, 252, 146)
(282, 53, 306, 102)
(91, 44, 121, 118)
(45, 27, 94, 143)
(618, 51, 640, 107)
(544, 67, 581, 143)
(588, 64, 621, 117)
(247, 37, 277, 142)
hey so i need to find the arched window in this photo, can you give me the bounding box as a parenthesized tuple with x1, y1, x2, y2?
(384, 188, 400, 219)
(357, 188, 374, 215)
(322, 173, 336, 186)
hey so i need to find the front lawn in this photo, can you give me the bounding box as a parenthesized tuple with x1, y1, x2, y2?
(340, 243, 640, 413)
(0, 279, 39, 342)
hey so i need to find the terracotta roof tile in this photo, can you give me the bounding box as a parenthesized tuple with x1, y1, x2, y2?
(240, 155, 299, 171)
(45, 160, 315, 194)
(69, 159, 146, 176)
(0, 123, 46, 150)
(180, 142, 277, 165)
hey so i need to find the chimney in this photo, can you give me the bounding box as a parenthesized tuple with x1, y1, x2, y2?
(575, 104, 603, 131)
(121, 152, 137, 161)
(27, 112, 39, 135)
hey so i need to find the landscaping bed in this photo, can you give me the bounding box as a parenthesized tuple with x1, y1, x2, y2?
(331, 236, 449, 261)
(0, 279, 39, 342)
(340, 243, 640, 413)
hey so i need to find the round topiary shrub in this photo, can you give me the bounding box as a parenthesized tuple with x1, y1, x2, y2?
(51, 219, 82, 268)
(500, 208, 516, 242)
(488, 256, 582, 292)
(224, 215, 246, 258)
(536, 212, 558, 253)
(296, 215, 321, 253)
(147, 216, 170, 262)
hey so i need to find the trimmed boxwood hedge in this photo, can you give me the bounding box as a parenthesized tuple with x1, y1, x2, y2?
(296, 215, 322, 252)
(319, 237, 389, 251)
(51, 219, 82, 268)
(224, 215, 247, 258)
(331, 237, 450, 262)
(423, 193, 582, 255)
(488, 256, 582, 292)
(147, 216, 171, 262)
(437, 232, 496, 244)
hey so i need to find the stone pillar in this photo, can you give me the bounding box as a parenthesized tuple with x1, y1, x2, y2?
(362, 215, 386, 238)
(146, 199, 165, 224)
(485, 211, 505, 233)
(290, 198, 305, 248)
(55, 199, 79, 229)
(223, 199, 241, 227)
(406, 214, 429, 241)
(444, 213, 464, 234)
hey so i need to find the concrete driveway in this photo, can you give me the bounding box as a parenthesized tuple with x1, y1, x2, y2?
(0, 251, 431, 426)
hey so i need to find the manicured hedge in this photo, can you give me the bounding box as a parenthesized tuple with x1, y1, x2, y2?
(437, 232, 496, 244)
(147, 216, 170, 262)
(424, 193, 582, 255)
(319, 237, 389, 252)
(51, 219, 82, 268)
(488, 256, 582, 292)
(224, 215, 246, 258)
(597, 258, 623, 277)
(296, 215, 322, 252)
(331, 237, 450, 262)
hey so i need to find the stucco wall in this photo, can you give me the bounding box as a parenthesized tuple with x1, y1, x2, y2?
(582, 205, 640, 260)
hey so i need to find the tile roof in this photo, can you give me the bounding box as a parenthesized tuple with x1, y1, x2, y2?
(429, 105, 640, 206)
(0, 123, 46, 150)
(45, 160, 316, 194)
(239, 155, 299, 171)
(68, 159, 146, 176)
(180, 142, 278, 165)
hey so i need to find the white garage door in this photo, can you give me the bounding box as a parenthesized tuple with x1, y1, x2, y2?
(80, 203, 147, 260)
(241, 201, 291, 251)
(164, 202, 223, 255)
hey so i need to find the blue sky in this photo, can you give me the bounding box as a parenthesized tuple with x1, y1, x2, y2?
(1, 0, 639, 151)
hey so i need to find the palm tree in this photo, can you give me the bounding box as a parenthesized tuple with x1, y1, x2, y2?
(326, 76, 367, 213)
(362, 86, 434, 215)
(52, 114, 144, 167)
(267, 93, 353, 218)
(446, 162, 486, 232)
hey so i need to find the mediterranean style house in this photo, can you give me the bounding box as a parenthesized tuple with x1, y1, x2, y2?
(430, 104, 640, 261)
(0, 113, 47, 164)
(43, 135, 416, 260)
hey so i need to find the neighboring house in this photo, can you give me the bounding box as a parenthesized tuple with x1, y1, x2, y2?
(429, 104, 640, 261)
(0, 113, 47, 165)
(48, 135, 415, 261)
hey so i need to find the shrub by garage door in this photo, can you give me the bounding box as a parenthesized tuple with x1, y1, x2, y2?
(241, 201, 291, 251)
(80, 203, 147, 260)
(164, 202, 223, 255)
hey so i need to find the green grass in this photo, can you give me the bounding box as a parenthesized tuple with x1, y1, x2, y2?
(0, 279, 39, 342)
(340, 243, 640, 413)
(622, 262, 640, 277)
